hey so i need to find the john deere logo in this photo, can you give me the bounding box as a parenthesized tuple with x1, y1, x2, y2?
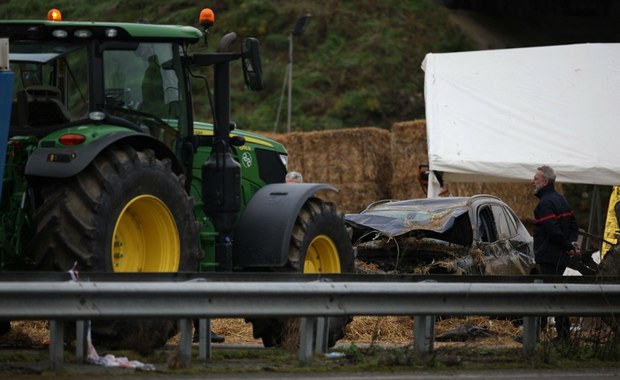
(241, 152, 252, 168)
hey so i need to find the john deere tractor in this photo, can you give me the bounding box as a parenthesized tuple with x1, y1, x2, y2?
(0, 8, 353, 351)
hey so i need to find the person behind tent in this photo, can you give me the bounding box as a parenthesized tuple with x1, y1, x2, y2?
(417, 164, 449, 196)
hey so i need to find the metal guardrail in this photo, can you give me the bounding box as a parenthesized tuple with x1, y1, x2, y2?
(2, 280, 620, 319)
(1, 278, 620, 368)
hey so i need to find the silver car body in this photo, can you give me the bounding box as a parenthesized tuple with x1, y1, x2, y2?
(345, 195, 536, 275)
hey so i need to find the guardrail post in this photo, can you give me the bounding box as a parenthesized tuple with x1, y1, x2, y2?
(314, 317, 329, 354)
(522, 315, 539, 356)
(178, 319, 192, 367)
(49, 320, 64, 369)
(299, 317, 315, 365)
(413, 315, 435, 354)
(198, 318, 212, 362)
(522, 279, 542, 356)
(75, 320, 88, 363)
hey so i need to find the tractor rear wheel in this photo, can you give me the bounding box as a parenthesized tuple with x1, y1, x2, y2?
(30, 144, 201, 353)
(250, 198, 353, 348)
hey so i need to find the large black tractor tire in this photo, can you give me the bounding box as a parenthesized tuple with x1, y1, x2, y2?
(249, 198, 354, 348)
(29, 144, 201, 354)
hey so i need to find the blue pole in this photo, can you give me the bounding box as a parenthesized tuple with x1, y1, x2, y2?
(0, 68, 15, 201)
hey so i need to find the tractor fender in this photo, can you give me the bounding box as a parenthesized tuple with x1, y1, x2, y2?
(233, 183, 338, 268)
(25, 132, 183, 178)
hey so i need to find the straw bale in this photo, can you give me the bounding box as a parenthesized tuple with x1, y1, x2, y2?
(390, 121, 427, 177)
(319, 181, 388, 214)
(481, 183, 537, 222)
(253, 122, 540, 224)
(388, 120, 429, 200)
(210, 318, 261, 343)
(256, 128, 390, 184)
(341, 315, 522, 346)
(298, 128, 391, 183)
(389, 182, 425, 202)
(257, 128, 391, 214)
(443, 182, 536, 223)
(13, 317, 521, 348)
(344, 316, 412, 343)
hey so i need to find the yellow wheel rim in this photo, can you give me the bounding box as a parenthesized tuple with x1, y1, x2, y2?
(112, 195, 180, 272)
(303, 234, 341, 273)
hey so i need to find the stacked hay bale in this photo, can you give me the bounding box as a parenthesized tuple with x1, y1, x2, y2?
(274, 128, 392, 213)
(387, 120, 537, 225)
(253, 121, 537, 223)
(482, 183, 537, 225)
(389, 120, 428, 200)
(448, 182, 537, 227)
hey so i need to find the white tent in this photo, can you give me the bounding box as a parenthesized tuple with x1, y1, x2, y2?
(422, 43, 620, 195)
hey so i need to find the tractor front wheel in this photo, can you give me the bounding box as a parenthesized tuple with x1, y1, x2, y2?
(250, 198, 353, 348)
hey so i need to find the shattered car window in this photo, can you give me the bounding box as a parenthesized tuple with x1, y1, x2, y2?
(491, 205, 513, 240)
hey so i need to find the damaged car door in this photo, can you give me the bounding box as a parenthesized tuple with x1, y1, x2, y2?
(476, 203, 534, 275)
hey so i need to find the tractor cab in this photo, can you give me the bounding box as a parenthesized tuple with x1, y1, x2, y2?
(3, 9, 201, 154)
(9, 42, 88, 133)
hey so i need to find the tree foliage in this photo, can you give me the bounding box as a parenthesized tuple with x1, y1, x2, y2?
(0, 0, 474, 131)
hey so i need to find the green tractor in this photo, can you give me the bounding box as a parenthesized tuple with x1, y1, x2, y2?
(0, 8, 353, 350)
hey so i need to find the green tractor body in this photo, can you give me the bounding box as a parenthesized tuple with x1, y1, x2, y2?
(0, 12, 353, 349)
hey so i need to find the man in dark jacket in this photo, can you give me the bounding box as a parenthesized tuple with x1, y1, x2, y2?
(532, 165, 580, 341)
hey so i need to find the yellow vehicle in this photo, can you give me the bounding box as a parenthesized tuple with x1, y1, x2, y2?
(602, 186, 620, 257)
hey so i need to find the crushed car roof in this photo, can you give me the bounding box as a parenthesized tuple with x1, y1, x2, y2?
(345, 197, 478, 237)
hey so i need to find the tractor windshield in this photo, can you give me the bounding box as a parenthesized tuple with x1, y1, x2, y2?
(102, 42, 189, 143)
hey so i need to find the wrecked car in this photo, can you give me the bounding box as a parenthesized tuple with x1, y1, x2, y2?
(345, 195, 536, 275)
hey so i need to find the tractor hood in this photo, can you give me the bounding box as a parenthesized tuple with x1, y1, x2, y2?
(193, 121, 287, 153)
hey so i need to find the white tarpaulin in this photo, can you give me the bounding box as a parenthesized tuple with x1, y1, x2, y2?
(422, 43, 620, 188)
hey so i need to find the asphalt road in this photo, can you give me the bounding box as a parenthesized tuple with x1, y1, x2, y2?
(3, 366, 620, 380)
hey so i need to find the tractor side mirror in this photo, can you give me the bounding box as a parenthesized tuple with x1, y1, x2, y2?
(242, 38, 263, 91)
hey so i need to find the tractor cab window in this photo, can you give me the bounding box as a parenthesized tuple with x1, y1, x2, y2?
(102, 42, 188, 146)
(9, 42, 89, 129)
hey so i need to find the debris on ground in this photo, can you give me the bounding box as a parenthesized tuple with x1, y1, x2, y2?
(435, 324, 495, 342)
(84, 321, 155, 370)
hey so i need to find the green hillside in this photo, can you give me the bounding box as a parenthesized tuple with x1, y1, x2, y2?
(0, 0, 474, 131)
